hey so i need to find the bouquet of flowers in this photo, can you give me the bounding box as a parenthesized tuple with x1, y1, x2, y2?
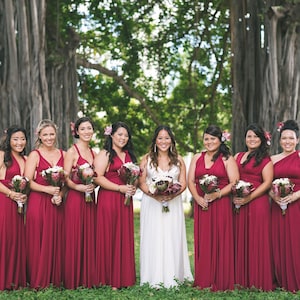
(77, 163, 95, 202)
(118, 162, 141, 205)
(199, 174, 219, 210)
(11, 175, 29, 214)
(199, 174, 219, 194)
(231, 180, 254, 213)
(149, 175, 182, 212)
(42, 166, 65, 204)
(272, 178, 294, 215)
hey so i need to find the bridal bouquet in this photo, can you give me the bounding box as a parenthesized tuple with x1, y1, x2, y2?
(118, 162, 141, 206)
(42, 166, 65, 204)
(149, 175, 182, 212)
(77, 163, 95, 202)
(199, 174, 219, 210)
(11, 175, 29, 214)
(272, 178, 294, 215)
(231, 180, 254, 213)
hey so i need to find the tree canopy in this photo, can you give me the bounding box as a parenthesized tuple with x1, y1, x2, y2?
(0, 0, 299, 156)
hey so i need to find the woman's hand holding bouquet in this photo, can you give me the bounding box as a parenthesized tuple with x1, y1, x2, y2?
(231, 180, 254, 213)
(199, 174, 219, 211)
(42, 166, 65, 205)
(149, 175, 181, 212)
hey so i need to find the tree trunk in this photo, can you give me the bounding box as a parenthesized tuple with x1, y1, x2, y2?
(230, 0, 300, 154)
(230, 0, 264, 153)
(0, 0, 79, 150)
(261, 2, 300, 153)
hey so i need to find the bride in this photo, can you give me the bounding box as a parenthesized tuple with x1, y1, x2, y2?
(138, 125, 193, 288)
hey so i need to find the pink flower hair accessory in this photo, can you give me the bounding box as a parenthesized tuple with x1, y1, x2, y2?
(221, 131, 231, 142)
(70, 122, 75, 137)
(277, 122, 284, 132)
(104, 125, 112, 136)
(264, 131, 271, 145)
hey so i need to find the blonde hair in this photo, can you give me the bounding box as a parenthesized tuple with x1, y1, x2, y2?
(35, 119, 58, 148)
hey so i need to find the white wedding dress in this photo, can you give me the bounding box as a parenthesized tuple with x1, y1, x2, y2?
(140, 160, 193, 288)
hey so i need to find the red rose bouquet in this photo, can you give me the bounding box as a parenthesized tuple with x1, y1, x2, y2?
(77, 163, 95, 202)
(11, 175, 29, 213)
(118, 162, 141, 206)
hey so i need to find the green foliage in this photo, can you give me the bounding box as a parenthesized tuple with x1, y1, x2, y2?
(46, 0, 233, 157)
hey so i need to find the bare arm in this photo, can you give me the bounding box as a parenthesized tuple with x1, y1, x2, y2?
(187, 153, 208, 209)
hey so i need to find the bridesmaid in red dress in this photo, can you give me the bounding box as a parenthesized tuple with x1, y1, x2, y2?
(188, 125, 239, 291)
(64, 117, 97, 289)
(269, 120, 300, 292)
(0, 126, 27, 290)
(94, 121, 137, 289)
(25, 119, 66, 289)
(233, 123, 274, 291)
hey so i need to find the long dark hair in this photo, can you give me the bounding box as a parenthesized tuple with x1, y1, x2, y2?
(0, 125, 27, 167)
(204, 125, 231, 161)
(74, 116, 94, 139)
(243, 123, 269, 167)
(104, 121, 137, 163)
(279, 119, 299, 138)
(148, 125, 180, 169)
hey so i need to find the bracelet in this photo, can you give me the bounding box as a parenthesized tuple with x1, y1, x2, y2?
(218, 189, 222, 199)
(7, 191, 12, 198)
(117, 186, 120, 192)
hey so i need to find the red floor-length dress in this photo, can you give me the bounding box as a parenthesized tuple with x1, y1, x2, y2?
(194, 152, 234, 291)
(64, 144, 97, 289)
(96, 150, 136, 288)
(271, 151, 300, 291)
(234, 153, 274, 291)
(0, 155, 26, 290)
(26, 149, 65, 289)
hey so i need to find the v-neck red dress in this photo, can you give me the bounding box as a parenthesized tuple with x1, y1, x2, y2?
(0, 155, 26, 290)
(26, 149, 65, 289)
(95, 150, 136, 288)
(64, 144, 97, 289)
(193, 152, 234, 291)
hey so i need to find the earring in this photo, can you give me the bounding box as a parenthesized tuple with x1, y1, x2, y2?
(170, 145, 173, 152)
(154, 144, 157, 152)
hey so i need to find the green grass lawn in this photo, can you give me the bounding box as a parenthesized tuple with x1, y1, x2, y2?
(1, 203, 300, 299)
